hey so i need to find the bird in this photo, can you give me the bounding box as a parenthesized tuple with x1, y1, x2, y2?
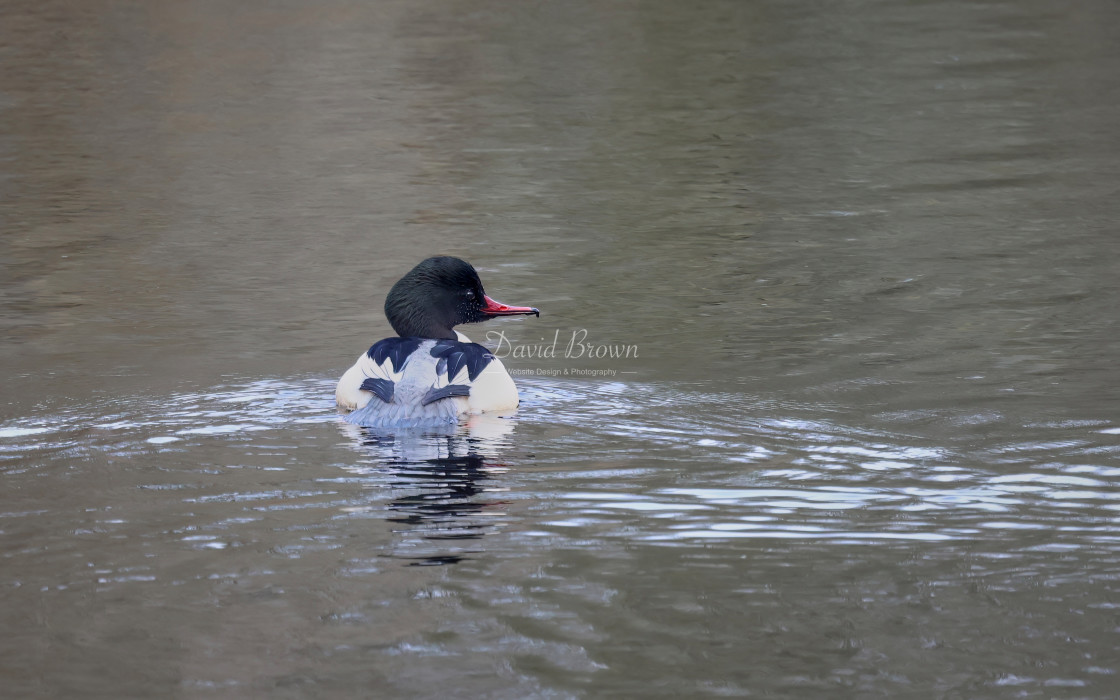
(336, 256, 539, 427)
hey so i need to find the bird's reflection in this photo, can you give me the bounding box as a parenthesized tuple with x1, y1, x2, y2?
(338, 414, 517, 566)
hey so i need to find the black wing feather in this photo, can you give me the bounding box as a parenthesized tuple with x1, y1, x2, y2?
(366, 337, 423, 373)
(421, 384, 471, 406)
(429, 340, 495, 382)
(359, 377, 395, 404)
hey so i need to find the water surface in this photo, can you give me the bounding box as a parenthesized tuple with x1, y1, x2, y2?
(3, 0, 1120, 697)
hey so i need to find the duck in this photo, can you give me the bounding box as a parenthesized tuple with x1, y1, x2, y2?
(336, 256, 539, 427)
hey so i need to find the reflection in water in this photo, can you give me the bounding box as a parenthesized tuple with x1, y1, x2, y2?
(338, 415, 517, 566)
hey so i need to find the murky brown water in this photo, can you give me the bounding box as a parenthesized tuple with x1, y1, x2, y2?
(4, 0, 1120, 697)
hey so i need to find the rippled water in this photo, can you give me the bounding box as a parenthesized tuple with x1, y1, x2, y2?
(5, 378, 1120, 696)
(5, 0, 1120, 697)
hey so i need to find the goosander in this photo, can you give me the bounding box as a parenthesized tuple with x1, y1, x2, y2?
(336, 256, 539, 426)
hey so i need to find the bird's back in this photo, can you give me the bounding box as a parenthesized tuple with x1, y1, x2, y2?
(337, 337, 516, 428)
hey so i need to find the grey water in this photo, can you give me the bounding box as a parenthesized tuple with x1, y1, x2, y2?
(3, 0, 1120, 697)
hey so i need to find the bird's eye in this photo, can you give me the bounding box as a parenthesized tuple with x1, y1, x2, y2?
(464, 290, 476, 300)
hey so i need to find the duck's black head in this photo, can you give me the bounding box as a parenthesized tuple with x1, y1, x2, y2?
(384, 256, 539, 339)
